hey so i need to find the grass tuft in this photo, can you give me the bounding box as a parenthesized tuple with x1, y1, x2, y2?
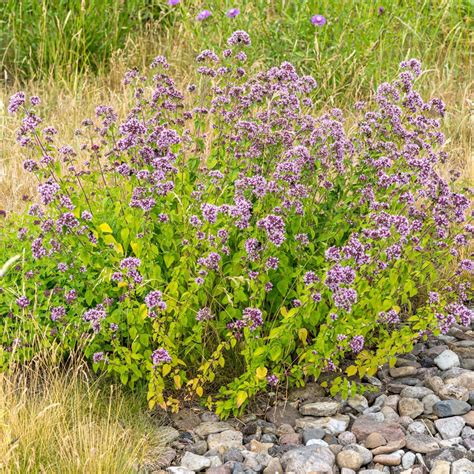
(0, 348, 166, 473)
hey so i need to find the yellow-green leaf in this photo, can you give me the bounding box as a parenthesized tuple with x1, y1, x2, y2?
(236, 390, 248, 408)
(255, 366, 267, 380)
(99, 223, 113, 233)
(298, 328, 308, 345)
(196, 386, 203, 397)
(346, 365, 358, 377)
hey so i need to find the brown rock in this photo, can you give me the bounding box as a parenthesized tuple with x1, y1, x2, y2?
(351, 416, 405, 442)
(279, 432, 302, 445)
(463, 411, 474, 427)
(171, 408, 201, 431)
(389, 366, 418, 378)
(250, 439, 273, 453)
(373, 453, 402, 466)
(444, 371, 474, 391)
(405, 433, 439, 453)
(398, 398, 424, 419)
(265, 402, 300, 427)
(365, 432, 387, 449)
(371, 437, 406, 455)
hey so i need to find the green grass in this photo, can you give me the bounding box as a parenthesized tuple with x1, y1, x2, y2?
(0, 0, 169, 82)
(1, 0, 471, 102)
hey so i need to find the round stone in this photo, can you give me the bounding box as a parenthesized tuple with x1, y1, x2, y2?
(337, 450, 364, 470)
(433, 400, 471, 418)
(434, 350, 460, 370)
(338, 431, 357, 446)
(398, 397, 424, 419)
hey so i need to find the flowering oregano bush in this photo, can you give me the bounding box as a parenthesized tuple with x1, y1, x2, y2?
(2, 31, 473, 417)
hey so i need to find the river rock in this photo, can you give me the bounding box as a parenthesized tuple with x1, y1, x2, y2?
(365, 432, 387, 449)
(280, 445, 335, 473)
(452, 458, 474, 474)
(373, 453, 402, 466)
(262, 457, 283, 474)
(398, 397, 424, 418)
(265, 403, 300, 427)
(342, 444, 373, 465)
(299, 399, 341, 416)
(295, 414, 350, 434)
(405, 433, 439, 453)
(400, 386, 434, 399)
(433, 400, 471, 418)
(194, 421, 232, 438)
(348, 394, 369, 413)
(402, 451, 416, 469)
(351, 416, 405, 442)
(337, 450, 364, 470)
(371, 437, 406, 455)
(434, 416, 466, 439)
(180, 452, 211, 471)
(207, 430, 243, 452)
(434, 350, 460, 370)
(430, 460, 451, 474)
(389, 367, 418, 378)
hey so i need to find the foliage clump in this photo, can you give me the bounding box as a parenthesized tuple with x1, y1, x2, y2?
(2, 32, 472, 417)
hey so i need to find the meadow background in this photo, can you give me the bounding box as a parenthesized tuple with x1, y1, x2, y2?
(0, 0, 472, 471)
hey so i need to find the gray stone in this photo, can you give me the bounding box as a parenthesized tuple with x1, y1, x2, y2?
(430, 460, 451, 474)
(262, 457, 283, 474)
(389, 367, 418, 378)
(433, 400, 471, 418)
(452, 458, 474, 474)
(407, 421, 426, 434)
(342, 444, 373, 465)
(337, 450, 364, 470)
(207, 430, 243, 452)
(434, 416, 466, 439)
(188, 439, 208, 455)
(171, 408, 202, 431)
(405, 433, 439, 453)
(265, 403, 300, 427)
(299, 399, 341, 416)
(384, 395, 400, 411)
(302, 428, 325, 444)
(422, 393, 441, 415)
(280, 445, 335, 473)
(337, 431, 357, 446)
(180, 451, 211, 471)
(434, 349, 461, 370)
(399, 386, 434, 399)
(295, 414, 350, 434)
(166, 468, 195, 474)
(348, 394, 369, 413)
(398, 397, 424, 418)
(380, 406, 399, 422)
(401, 451, 416, 469)
(194, 421, 233, 438)
(223, 449, 244, 463)
(306, 438, 329, 447)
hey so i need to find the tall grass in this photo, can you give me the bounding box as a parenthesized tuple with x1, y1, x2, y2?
(0, 0, 169, 83)
(0, 349, 167, 473)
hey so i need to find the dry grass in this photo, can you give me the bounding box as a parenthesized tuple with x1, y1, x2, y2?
(0, 349, 167, 473)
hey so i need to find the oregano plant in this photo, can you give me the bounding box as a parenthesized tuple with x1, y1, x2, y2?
(1, 31, 472, 417)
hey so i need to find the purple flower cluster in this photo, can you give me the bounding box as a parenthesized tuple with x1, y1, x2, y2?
(151, 348, 172, 365)
(144, 290, 166, 311)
